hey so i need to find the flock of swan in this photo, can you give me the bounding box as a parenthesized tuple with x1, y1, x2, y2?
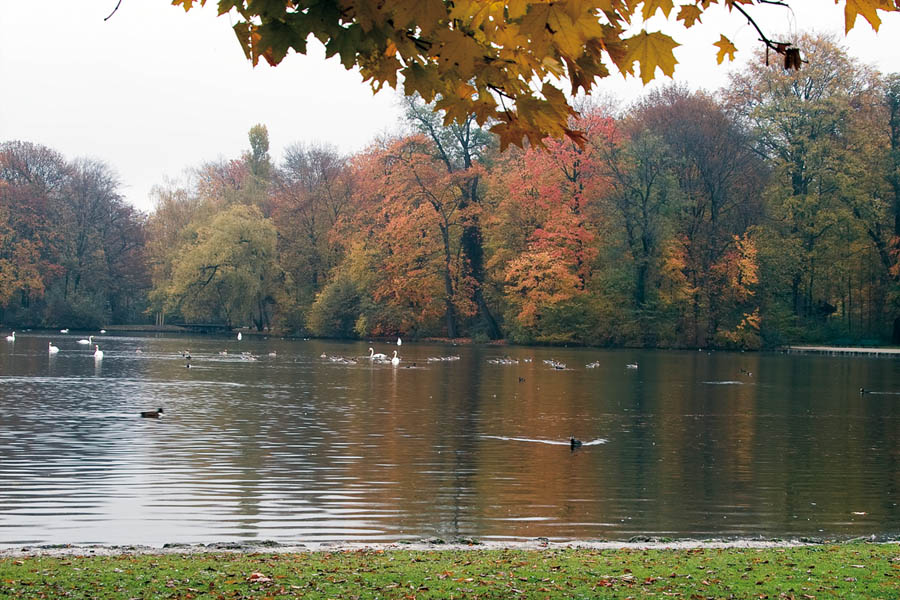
(6, 328, 641, 371)
(6, 329, 106, 360)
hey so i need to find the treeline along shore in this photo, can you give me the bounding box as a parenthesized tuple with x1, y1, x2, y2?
(3, 33, 900, 349)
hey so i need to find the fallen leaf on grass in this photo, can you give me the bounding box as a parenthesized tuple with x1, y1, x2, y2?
(248, 572, 272, 583)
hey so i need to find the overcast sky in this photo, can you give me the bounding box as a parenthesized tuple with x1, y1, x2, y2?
(1, 1, 898, 213)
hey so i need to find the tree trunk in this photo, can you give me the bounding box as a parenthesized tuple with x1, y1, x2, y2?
(440, 226, 459, 339)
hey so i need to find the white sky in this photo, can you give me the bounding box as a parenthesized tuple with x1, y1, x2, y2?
(1, 1, 898, 213)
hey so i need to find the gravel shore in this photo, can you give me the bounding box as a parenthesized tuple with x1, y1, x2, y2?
(4, 536, 888, 557)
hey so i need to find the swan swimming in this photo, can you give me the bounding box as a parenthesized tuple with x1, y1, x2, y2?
(77, 335, 93, 345)
(368, 347, 388, 360)
(93, 344, 103, 360)
(391, 350, 400, 366)
(237, 331, 242, 341)
(5, 331, 14, 342)
(48, 342, 59, 354)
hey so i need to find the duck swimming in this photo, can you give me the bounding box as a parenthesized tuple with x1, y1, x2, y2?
(140, 408, 163, 418)
(570, 437, 582, 449)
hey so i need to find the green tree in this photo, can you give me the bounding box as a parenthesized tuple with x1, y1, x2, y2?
(163, 204, 284, 329)
(726, 33, 882, 341)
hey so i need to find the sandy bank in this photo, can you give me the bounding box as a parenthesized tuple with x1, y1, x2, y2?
(3, 536, 893, 557)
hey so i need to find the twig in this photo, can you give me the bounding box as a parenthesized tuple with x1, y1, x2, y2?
(104, 0, 123, 21)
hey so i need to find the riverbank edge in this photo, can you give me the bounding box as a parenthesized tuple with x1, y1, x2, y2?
(3, 537, 897, 557)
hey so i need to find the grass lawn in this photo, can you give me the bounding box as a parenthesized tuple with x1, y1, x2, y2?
(1, 543, 899, 598)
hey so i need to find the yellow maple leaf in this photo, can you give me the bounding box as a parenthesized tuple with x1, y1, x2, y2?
(676, 4, 702, 27)
(171, 0, 203, 11)
(546, 6, 583, 59)
(843, 0, 885, 33)
(713, 34, 737, 64)
(393, 0, 448, 36)
(641, 0, 675, 21)
(623, 30, 678, 84)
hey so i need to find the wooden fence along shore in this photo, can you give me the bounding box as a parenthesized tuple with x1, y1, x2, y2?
(785, 345, 900, 357)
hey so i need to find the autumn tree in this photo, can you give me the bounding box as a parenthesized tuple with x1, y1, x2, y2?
(162, 203, 284, 329)
(486, 112, 610, 342)
(404, 95, 501, 338)
(591, 118, 675, 312)
(0, 142, 68, 322)
(146, 179, 205, 325)
(634, 86, 766, 346)
(271, 142, 353, 326)
(0, 141, 148, 327)
(726, 33, 883, 341)
(345, 135, 480, 337)
(173, 0, 898, 147)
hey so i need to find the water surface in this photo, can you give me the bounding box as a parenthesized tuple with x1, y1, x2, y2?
(1, 332, 898, 545)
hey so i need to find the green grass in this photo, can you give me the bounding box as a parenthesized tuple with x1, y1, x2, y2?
(1, 543, 899, 599)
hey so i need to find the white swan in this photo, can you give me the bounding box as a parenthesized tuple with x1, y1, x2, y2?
(99, 329, 106, 334)
(397, 337, 402, 346)
(48, 342, 59, 354)
(368, 347, 387, 360)
(5, 331, 14, 342)
(391, 350, 400, 366)
(77, 335, 93, 345)
(626, 362, 638, 369)
(60, 328, 69, 334)
(237, 331, 242, 341)
(93, 344, 103, 360)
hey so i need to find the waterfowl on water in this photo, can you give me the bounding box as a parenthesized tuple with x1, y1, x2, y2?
(391, 350, 400, 366)
(397, 337, 402, 346)
(140, 408, 163, 418)
(5, 331, 14, 342)
(48, 342, 59, 354)
(77, 335, 93, 345)
(368, 347, 388, 360)
(626, 363, 638, 369)
(93, 344, 103, 360)
(60, 328, 69, 334)
(570, 437, 583, 449)
(237, 331, 242, 341)
(860, 387, 870, 394)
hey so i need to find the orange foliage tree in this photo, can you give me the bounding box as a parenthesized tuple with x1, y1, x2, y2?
(346, 136, 481, 337)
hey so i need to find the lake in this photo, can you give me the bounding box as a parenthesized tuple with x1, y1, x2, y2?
(1, 332, 898, 546)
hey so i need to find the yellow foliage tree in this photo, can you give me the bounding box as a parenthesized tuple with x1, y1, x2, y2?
(173, 0, 898, 147)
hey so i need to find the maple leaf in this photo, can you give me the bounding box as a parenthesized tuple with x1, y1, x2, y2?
(676, 4, 702, 27)
(393, 0, 448, 36)
(642, 0, 675, 21)
(713, 34, 737, 64)
(843, 0, 887, 33)
(623, 31, 679, 84)
(172, 0, 203, 10)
